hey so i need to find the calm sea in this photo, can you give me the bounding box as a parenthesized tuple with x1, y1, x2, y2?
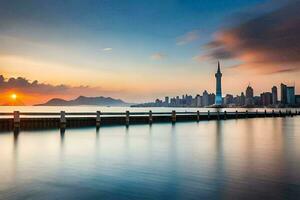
(0, 106, 300, 199)
(0, 106, 298, 113)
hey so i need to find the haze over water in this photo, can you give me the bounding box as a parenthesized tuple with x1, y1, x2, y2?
(1, 116, 300, 200)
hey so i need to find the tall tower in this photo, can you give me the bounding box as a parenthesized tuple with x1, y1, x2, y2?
(215, 61, 222, 106)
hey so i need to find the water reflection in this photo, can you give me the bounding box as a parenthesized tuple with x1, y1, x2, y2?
(0, 117, 299, 199)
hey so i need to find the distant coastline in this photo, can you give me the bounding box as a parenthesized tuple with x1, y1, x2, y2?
(35, 96, 132, 107)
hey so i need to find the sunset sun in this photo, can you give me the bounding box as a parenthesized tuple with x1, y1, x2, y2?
(11, 93, 17, 100)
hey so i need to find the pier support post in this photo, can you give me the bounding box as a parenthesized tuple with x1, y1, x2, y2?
(60, 111, 66, 129)
(246, 110, 248, 118)
(224, 111, 227, 120)
(197, 111, 200, 122)
(172, 110, 176, 123)
(264, 110, 267, 117)
(286, 109, 288, 117)
(149, 110, 153, 124)
(272, 110, 275, 117)
(290, 110, 293, 117)
(235, 110, 238, 119)
(126, 111, 130, 126)
(13, 111, 20, 130)
(208, 110, 210, 120)
(279, 110, 282, 117)
(217, 111, 220, 120)
(96, 111, 101, 128)
(256, 110, 258, 117)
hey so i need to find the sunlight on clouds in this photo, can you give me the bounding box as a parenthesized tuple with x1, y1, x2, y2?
(102, 48, 112, 52)
(150, 53, 167, 60)
(176, 30, 200, 46)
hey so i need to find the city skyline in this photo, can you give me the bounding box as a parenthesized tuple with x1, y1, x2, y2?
(135, 62, 300, 108)
(1, 0, 300, 105)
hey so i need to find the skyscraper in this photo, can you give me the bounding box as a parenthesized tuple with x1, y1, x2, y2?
(215, 61, 222, 106)
(202, 90, 209, 107)
(281, 83, 287, 105)
(245, 85, 254, 106)
(261, 92, 272, 107)
(195, 95, 202, 107)
(164, 96, 169, 106)
(287, 86, 295, 105)
(240, 92, 246, 106)
(271, 86, 278, 105)
(224, 94, 233, 105)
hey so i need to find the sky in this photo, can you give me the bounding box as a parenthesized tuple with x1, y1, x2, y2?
(0, 0, 299, 105)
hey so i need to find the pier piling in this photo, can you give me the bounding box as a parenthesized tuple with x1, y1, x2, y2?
(13, 111, 20, 130)
(60, 111, 66, 129)
(96, 111, 101, 128)
(126, 111, 130, 126)
(172, 110, 176, 123)
(197, 111, 200, 122)
(149, 110, 153, 124)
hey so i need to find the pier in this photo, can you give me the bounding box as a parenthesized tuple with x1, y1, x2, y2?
(0, 110, 299, 131)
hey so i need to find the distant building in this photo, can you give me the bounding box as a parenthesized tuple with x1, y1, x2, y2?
(195, 95, 202, 107)
(245, 85, 254, 106)
(240, 92, 246, 106)
(155, 99, 163, 106)
(176, 96, 180, 106)
(271, 86, 278, 105)
(224, 94, 234, 105)
(170, 97, 176, 106)
(261, 92, 272, 106)
(253, 96, 261, 106)
(164, 96, 169, 106)
(281, 83, 287, 105)
(209, 93, 215, 105)
(186, 95, 193, 106)
(202, 90, 209, 107)
(287, 86, 295, 105)
(295, 95, 300, 105)
(215, 61, 222, 106)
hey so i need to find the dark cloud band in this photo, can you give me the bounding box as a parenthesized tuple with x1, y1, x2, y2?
(204, 1, 300, 73)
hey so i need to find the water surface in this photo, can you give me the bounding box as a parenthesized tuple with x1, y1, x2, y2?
(0, 117, 300, 199)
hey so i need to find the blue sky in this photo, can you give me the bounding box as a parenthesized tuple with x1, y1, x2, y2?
(0, 0, 299, 104)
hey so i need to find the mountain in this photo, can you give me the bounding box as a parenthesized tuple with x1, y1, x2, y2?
(35, 96, 131, 106)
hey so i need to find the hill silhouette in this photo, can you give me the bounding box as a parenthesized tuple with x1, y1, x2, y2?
(35, 96, 131, 106)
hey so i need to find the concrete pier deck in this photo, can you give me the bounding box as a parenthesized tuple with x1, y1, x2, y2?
(0, 110, 299, 131)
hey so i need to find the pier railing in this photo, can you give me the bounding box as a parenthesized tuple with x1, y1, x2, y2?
(0, 110, 299, 131)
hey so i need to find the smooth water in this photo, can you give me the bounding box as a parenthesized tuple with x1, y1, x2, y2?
(0, 117, 300, 199)
(0, 106, 298, 113)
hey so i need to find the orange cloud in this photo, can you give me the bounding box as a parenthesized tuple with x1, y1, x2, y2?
(0, 75, 118, 105)
(203, 1, 300, 74)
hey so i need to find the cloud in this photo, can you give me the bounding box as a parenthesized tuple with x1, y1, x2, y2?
(150, 53, 167, 60)
(176, 30, 200, 45)
(0, 74, 104, 95)
(203, 1, 300, 74)
(102, 48, 112, 52)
